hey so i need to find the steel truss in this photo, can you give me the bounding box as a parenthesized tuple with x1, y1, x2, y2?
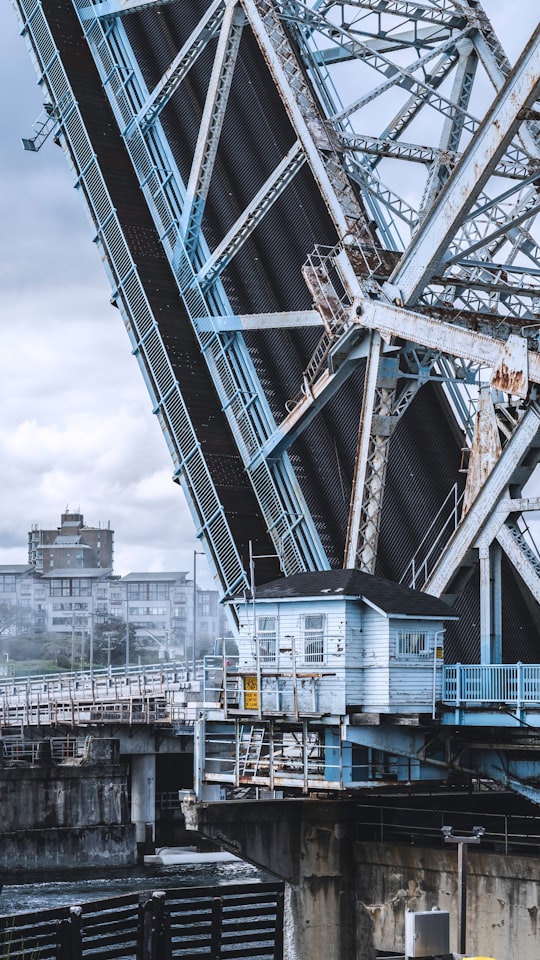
(12, 0, 540, 655)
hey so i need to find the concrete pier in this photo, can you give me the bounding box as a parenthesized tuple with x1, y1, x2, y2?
(130, 753, 156, 856)
(183, 797, 360, 960)
(0, 737, 135, 873)
(184, 796, 540, 960)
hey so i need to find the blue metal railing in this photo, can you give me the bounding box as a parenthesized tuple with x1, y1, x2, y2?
(443, 663, 540, 705)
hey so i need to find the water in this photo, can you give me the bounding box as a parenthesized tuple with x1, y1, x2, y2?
(0, 856, 271, 916)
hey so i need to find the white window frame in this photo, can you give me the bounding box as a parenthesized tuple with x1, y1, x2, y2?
(304, 614, 325, 664)
(398, 629, 429, 657)
(257, 615, 277, 662)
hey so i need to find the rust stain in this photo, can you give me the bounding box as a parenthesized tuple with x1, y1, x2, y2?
(491, 360, 527, 397)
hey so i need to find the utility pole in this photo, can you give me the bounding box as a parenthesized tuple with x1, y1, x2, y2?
(442, 825, 485, 954)
(192, 551, 204, 679)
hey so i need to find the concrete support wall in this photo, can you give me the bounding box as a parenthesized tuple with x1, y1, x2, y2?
(183, 798, 358, 960)
(355, 841, 540, 959)
(186, 798, 540, 960)
(0, 739, 135, 873)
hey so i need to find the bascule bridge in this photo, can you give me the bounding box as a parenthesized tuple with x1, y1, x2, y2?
(7, 0, 540, 954)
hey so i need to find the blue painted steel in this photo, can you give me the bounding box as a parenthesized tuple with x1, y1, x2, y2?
(72, 0, 329, 581)
(11, 0, 249, 600)
(442, 663, 540, 728)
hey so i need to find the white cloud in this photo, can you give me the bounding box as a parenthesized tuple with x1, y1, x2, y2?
(0, 4, 213, 587)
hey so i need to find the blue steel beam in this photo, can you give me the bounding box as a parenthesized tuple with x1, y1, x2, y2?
(74, 0, 329, 578)
(79, 0, 177, 19)
(11, 0, 250, 602)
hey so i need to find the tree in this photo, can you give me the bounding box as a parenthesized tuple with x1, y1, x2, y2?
(0, 601, 34, 641)
(93, 616, 138, 667)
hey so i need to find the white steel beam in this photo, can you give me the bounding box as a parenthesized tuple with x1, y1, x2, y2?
(344, 332, 383, 569)
(357, 298, 540, 397)
(339, 0, 464, 29)
(241, 0, 374, 243)
(419, 38, 477, 217)
(316, 25, 453, 62)
(194, 310, 321, 332)
(180, 0, 244, 255)
(423, 404, 540, 597)
(496, 524, 540, 604)
(197, 142, 306, 286)
(391, 22, 540, 304)
(134, 0, 226, 134)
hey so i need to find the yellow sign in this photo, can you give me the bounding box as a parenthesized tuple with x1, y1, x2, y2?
(244, 675, 259, 710)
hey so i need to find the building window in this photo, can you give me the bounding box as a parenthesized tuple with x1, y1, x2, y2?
(50, 578, 92, 597)
(127, 582, 169, 601)
(398, 630, 428, 657)
(304, 615, 324, 663)
(257, 616, 277, 661)
(128, 606, 166, 617)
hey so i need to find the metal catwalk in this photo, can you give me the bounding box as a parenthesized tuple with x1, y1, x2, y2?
(11, 0, 540, 660)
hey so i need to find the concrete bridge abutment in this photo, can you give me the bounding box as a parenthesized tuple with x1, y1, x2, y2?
(183, 797, 366, 960)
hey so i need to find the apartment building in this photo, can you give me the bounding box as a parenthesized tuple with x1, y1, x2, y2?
(0, 564, 222, 663)
(28, 511, 113, 574)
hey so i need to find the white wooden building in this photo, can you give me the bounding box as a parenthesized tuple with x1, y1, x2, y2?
(232, 570, 458, 718)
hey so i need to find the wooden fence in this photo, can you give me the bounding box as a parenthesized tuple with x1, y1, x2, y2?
(0, 882, 284, 959)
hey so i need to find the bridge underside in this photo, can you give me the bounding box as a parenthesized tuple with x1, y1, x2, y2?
(12, 0, 540, 664)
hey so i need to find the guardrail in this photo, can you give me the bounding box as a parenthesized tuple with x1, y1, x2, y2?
(0, 661, 211, 728)
(0, 882, 284, 960)
(355, 801, 540, 856)
(443, 663, 540, 704)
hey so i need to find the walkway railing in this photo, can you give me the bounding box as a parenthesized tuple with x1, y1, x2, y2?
(443, 663, 540, 704)
(0, 661, 211, 728)
(356, 801, 540, 856)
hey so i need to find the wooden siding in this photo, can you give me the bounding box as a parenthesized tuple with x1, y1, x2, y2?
(237, 599, 447, 716)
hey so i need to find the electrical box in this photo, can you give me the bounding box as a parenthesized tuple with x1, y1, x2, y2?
(405, 909, 450, 958)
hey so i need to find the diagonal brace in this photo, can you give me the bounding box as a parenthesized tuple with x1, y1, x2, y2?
(391, 22, 540, 304)
(179, 0, 245, 257)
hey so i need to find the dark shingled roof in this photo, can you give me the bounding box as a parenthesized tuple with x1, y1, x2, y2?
(254, 569, 458, 620)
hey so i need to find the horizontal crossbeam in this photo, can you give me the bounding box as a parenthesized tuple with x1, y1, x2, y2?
(358, 298, 540, 397)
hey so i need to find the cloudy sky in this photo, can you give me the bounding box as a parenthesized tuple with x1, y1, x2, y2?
(0, 1, 538, 584)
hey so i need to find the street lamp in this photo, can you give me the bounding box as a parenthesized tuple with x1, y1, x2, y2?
(125, 588, 130, 672)
(442, 825, 485, 954)
(192, 550, 204, 679)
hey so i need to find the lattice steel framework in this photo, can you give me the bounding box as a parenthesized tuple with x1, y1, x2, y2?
(12, 0, 540, 653)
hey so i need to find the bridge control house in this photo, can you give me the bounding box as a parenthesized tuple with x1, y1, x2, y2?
(232, 570, 458, 719)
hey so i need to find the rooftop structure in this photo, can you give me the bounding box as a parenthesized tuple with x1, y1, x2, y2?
(28, 512, 114, 574)
(232, 569, 458, 718)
